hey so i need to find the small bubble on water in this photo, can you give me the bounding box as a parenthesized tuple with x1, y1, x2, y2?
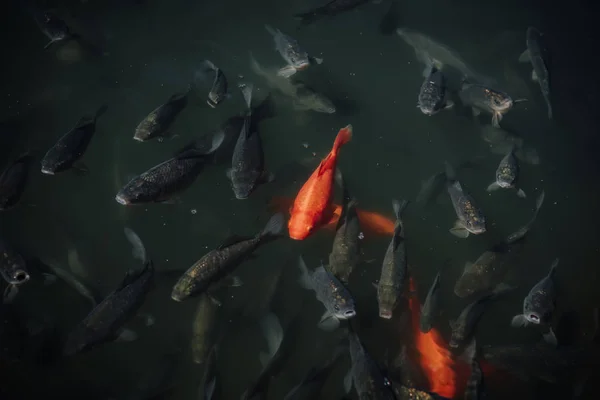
(191, 208, 197, 214)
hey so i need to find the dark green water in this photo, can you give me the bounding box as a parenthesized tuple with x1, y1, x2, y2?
(1, 0, 599, 399)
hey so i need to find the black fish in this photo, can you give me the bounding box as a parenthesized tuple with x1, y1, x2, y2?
(295, 0, 370, 26)
(171, 213, 284, 302)
(196, 60, 229, 108)
(0, 153, 32, 210)
(133, 89, 190, 142)
(227, 85, 272, 199)
(115, 132, 224, 205)
(63, 261, 154, 356)
(0, 238, 30, 303)
(40, 105, 107, 175)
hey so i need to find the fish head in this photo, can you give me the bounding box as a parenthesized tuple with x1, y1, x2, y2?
(486, 90, 513, 112)
(418, 102, 438, 116)
(313, 98, 336, 114)
(448, 335, 460, 349)
(115, 179, 154, 205)
(288, 212, 316, 240)
(0, 262, 30, 286)
(207, 92, 224, 108)
(463, 205, 486, 235)
(288, 52, 310, 71)
(332, 295, 356, 320)
(171, 274, 202, 302)
(231, 178, 254, 200)
(40, 148, 66, 175)
(133, 125, 152, 142)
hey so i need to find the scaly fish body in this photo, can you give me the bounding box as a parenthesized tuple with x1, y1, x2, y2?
(0, 154, 32, 210)
(265, 25, 311, 73)
(63, 262, 154, 356)
(459, 83, 513, 128)
(348, 330, 395, 400)
(445, 163, 486, 238)
(134, 91, 189, 142)
(328, 197, 360, 283)
(191, 293, 217, 364)
(418, 65, 451, 115)
(288, 125, 352, 240)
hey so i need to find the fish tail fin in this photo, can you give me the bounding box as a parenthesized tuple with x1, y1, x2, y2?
(297, 256, 312, 289)
(124, 227, 147, 264)
(391, 198, 409, 220)
(548, 258, 559, 278)
(259, 312, 283, 359)
(240, 83, 253, 112)
(260, 212, 285, 237)
(332, 125, 353, 153)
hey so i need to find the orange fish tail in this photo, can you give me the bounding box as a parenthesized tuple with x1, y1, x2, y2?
(332, 124, 353, 153)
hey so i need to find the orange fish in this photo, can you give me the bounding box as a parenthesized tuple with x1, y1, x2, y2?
(288, 125, 352, 240)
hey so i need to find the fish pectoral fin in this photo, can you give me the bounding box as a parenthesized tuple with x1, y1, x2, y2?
(3, 284, 18, 304)
(443, 100, 454, 110)
(510, 314, 529, 328)
(310, 56, 324, 65)
(277, 65, 298, 78)
(292, 100, 310, 111)
(217, 234, 251, 249)
(531, 69, 538, 82)
(372, 282, 378, 290)
(518, 49, 531, 63)
(487, 182, 501, 192)
(491, 112, 501, 128)
(449, 222, 469, 238)
(516, 188, 527, 198)
(318, 312, 340, 331)
(44, 39, 58, 49)
(343, 368, 353, 393)
(115, 328, 138, 342)
(471, 107, 481, 117)
(159, 197, 181, 205)
(543, 327, 558, 346)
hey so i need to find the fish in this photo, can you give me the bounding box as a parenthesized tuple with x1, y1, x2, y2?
(297, 256, 356, 331)
(419, 270, 441, 333)
(459, 82, 514, 128)
(171, 213, 284, 302)
(345, 326, 395, 399)
(41, 104, 107, 175)
(392, 385, 452, 400)
(191, 293, 218, 364)
(283, 346, 345, 400)
(294, 0, 371, 26)
(265, 25, 323, 78)
(0, 153, 32, 210)
(454, 191, 545, 298)
(444, 162, 486, 238)
(133, 89, 190, 142)
(377, 199, 409, 319)
(480, 125, 540, 165)
(327, 180, 361, 283)
(195, 60, 229, 108)
(37, 258, 101, 308)
(288, 125, 352, 240)
(30, 8, 79, 49)
(227, 84, 272, 199)
(511, 258, 559, 345)
(124, 228, 147, 264)
(63, 261, 154, 356)
(0, 238, 30, 303)
(519, 27, 552, 119)
(115, 132, 224, 205)
(448, 284, 512, 350)
(396, 28, 494, 85)
(418, 57, 453, 116)
(462, 340, 485, 400)
(486, 145, 526, 198)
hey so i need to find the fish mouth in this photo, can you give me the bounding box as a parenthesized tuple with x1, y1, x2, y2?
(379, 310, 393, 319)
(13, 270, 30, 284)
(343, 310, 357, 318)
(170, 292, 185, 302)
(448, 341, 459, 349)
(296, 62, 310, 70)
(40, 168, 55, 175)
(132, 135, 145, 142)
(234, 193, 249, 200)
(115, 194, 130, 205)
(207, 98, 218, 108)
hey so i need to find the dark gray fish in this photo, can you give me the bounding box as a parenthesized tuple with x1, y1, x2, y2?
(63, 261, 154, 356)
(196, 60, 229, 108)
(29, 7, 78, 49)
(449, 284, 512, 350)
(191, 293, 217, 365)
(345, 327, 395, 400)
(41, 105, 107, 175)
(0, 238, 30, 303)
(454, 191, 545, 298)
(459, 82, 514, 128)
(133, 89, 190, 142)
(171, 213, 284, 302)
(462, 340, 485, 400)
(0, 153, 32, 210)
(227, 85, 272, 200)
(115, 132, 224, 205)
(486, 145, 526, 198)
(283, 346, 344, 400)
(377, 199, 409, 319)
(265, 25, 322, 78)
(519, 27, 552, 119)
(418, 58, 453, 116)
(298, 256, 356, 331)
(511, 259, 559, 345)
(444, 162, 486, 238)
(327, 182, 361, 284)
(295, 0, 371, 26)
(419, 271, 441, 333)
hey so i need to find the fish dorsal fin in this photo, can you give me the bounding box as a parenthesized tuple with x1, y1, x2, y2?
(217, 235, 251, 249)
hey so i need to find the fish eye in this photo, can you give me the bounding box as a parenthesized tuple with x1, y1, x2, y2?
(14, 271, 28, 282)
(334, 305, 340, 311)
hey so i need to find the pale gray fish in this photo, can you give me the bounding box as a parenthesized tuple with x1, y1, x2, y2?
(459, 82, 513, 128)
(264, 24, 322, 78)
(511, 258, 559, 345)
(519, 27, 552, 119)
(124, 227, 147, 264)
(43, 259, 101, 308)
(298, 256, 356, 331)
(418, 55, 453, 116)
(444, 162, 486, 238)
(486, 145, 526, 198)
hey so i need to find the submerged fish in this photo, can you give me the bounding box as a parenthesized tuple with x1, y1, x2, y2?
(41, 105, 107, 175)
(519, 27, 552, 119)
(294, 0, 371, 26)
(115, 133, 224, 205)
(444, 162, 486, 238)
(377, 199, 409, 319)
(298, 256, 356, 331)
(511, 259, 559, 345)
(63, 261, 154, 356)
(171, 213, 284, 302)
(0, 153, 32, 210)
(327, 181, 361, 283)
(30, 8, 78, 49)
(288, 125, 352, 240)
(419, 271, 441, 333)
(191, 293, 218, 364)
(0, 238, 30, 303)
(397, 28, 494, 85)
(449, 284, 512, 350)
(195, 60, 229, 108)
(133, 89, 190, 142)
(487, 145, 526, 197)
(454, 191, 545, 298)
(459, 82, 514, 128)
(227, 84, 272, 199)
(265, 25, 323, 78)
(480, 125, 540, 165)
(418, 57, 453, 116)
(462, 340, 485, 400)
